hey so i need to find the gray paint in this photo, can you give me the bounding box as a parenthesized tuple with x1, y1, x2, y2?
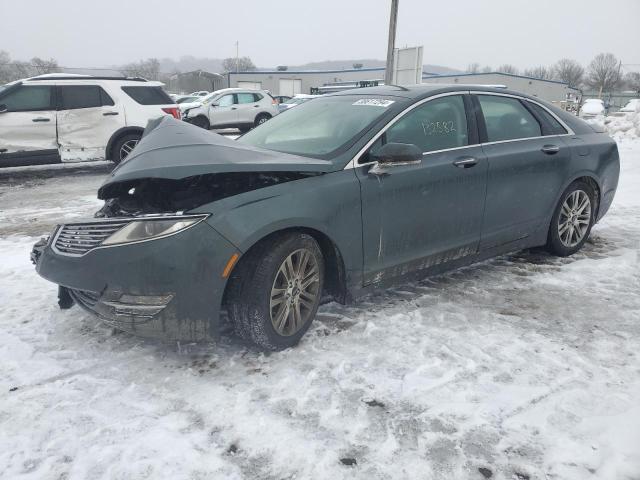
(33, 85, 620, 342)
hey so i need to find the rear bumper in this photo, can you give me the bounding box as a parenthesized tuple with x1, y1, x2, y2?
(33, 220, 239, 341)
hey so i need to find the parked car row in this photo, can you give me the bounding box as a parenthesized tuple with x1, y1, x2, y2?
(0, 75, 287, 167)
(579, 98, 640, 119)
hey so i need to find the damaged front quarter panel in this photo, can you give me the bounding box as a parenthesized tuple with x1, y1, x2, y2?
(95, 116, 337, 217)
(95, 171, 322, 217)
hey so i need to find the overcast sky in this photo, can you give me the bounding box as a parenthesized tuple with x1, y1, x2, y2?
(1, 0, 638, 71)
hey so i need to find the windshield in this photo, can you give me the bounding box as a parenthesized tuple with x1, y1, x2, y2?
(238, 95, 396, 158)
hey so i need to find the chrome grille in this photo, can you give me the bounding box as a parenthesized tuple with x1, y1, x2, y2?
(54, 220, 129, 255)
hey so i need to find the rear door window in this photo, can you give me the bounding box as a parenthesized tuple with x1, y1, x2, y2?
(385, 95, 469, 153)
(121, 86, 173, 105)
(478, 95, 541, 142)
(58, 85, 114, 109)
(525, 101, 568, 135)
(0, 85, 53, 112)
(237, 93, 256, 104)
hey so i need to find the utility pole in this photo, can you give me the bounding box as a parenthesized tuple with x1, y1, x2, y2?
(384, 0, 399, 85)
(235, 41, 239, 73)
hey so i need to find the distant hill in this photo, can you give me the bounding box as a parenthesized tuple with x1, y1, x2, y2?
(159, 56, 461, 75)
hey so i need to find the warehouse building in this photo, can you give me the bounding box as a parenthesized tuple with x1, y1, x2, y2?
(226, 68, 579, 105)
(227, 67, 387, 97)
(421, 72, 580, 105)
(168, 70, 226, 94)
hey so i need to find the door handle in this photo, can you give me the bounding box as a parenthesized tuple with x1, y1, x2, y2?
(254, 104, 259, 107)
(541, 144, 560, 155)
(231, 107, 237, 110)
(32, 117, 50, 122)
(453, 157, 478, 168)
(103, 111, 119, 116)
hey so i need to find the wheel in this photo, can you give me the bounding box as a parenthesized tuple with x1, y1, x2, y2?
(546, 180, 596, 256)
(112, 133, 141, 164)
(192, 116, 210, 130)
(254, 113, 271, 127)
(226, 232, 324, 351)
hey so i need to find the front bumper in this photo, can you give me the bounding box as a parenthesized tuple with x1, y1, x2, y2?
(33, 220, 239, 342)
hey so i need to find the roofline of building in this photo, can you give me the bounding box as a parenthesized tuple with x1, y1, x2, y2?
(422, 71, 572, 87)
(229, 67, 387, 75)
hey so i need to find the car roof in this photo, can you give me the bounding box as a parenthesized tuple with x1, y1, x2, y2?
(328, 83, 533, 100)
(19, 75, 163, 87)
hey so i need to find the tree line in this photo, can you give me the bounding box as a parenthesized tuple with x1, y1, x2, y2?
(466, 53, 640, 95)
(0, 51, 255, 85)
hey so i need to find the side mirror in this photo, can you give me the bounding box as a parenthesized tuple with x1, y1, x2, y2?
(210, 102, 219, 107)
(369, 142, 422, 175)
(0, 104, 7, 113)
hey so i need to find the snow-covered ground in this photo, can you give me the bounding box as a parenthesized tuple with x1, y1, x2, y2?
(1, 140, 639, 480)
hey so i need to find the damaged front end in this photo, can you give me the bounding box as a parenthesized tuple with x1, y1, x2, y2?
(32, 116, 337, 341)
(95, 171, 317, 218)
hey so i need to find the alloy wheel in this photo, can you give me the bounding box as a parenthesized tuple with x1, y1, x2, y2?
(270, 248, 320, 336)
(119, 139, 139, 161)
(558, 190, 591, 247)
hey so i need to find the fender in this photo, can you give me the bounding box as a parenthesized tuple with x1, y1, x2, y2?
(105, 126, 144, 160)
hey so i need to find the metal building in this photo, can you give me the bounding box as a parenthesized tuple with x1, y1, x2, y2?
(167, 70, 226, 94)
(227, 67, 387, 96)
(421, 72, 580, 105)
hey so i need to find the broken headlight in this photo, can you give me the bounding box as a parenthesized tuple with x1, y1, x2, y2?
(102, 215, 207, 246)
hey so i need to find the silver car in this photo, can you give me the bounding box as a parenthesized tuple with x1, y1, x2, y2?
(182, 88, 279, 132)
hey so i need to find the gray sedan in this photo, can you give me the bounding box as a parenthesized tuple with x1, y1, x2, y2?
(32, 85, 620, 350)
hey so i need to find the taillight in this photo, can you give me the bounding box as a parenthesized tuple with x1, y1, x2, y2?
(162, 107, 181, 119)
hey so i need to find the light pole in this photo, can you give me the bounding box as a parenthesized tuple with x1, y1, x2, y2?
(384, 0, 399, 85)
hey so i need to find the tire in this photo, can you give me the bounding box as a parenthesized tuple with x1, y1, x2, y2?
(192, 116, 210, 130)
(111, 133, 141, 164)
(226, 232, 325, 351)
(546, 180, 596, 256)
(254, 113, 271, 127)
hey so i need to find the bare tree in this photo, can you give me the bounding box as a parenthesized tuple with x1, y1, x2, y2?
(497, 64, 519, 75)
(29, 57, 59, 75)
(625, 71, 640, 96)
(523, 66, 552, 80)
(466, 63, 480, 74)
(120, 58, 161, 80)
(586, 53, 622, 94)
(0, 50, 12, 84)
(222, 57, 256, 73)
(352, 63, 363, 69)
(553, 58, 584, 88)
(0, 51, 59, 83)
(481, 65, 492, 73)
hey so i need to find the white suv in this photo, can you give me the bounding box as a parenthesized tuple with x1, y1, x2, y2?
(181, 88, 279, 132)
(0, 75, 180, 167)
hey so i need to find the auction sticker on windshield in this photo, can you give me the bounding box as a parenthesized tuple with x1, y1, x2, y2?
(352, 99, 395, 107)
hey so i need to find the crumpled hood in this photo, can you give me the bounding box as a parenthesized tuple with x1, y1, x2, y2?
(100, 117, 336, 194)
